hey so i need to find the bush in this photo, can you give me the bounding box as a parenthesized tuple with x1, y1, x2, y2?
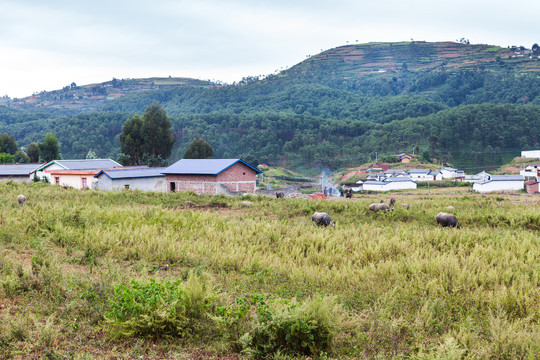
(240, 296, 339, 357)
(105, 272, 216, 338)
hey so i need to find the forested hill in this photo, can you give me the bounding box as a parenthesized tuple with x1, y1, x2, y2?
(1, 41, 540, 172)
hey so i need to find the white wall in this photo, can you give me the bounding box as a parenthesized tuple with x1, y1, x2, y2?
(96, 176, 166, 192)
(473, 181, 524, 193)
(521, 150, 540, 158)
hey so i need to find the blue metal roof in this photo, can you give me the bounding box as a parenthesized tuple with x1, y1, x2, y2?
(95, 167, 166, 179)
(36, 159, 122, 172)
(0, 163, 44, 175)
(162, 159, 261, 175)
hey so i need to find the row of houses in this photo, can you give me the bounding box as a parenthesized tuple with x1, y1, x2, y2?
(344, 166, 531, 193)
(0, 158, 262, 195)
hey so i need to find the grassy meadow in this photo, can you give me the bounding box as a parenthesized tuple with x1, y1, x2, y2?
(0, 181, 539, 359)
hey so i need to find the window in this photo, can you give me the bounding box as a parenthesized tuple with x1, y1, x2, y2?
(82, 177, 87, 188)
(55, 177, 60, 185)
(124, 184, 130, 190)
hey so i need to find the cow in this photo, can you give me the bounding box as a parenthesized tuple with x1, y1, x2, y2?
(436, 212, 461, 228)
(369, 203, 392, 212)
(17, 194, 26, 206)
(389, 197, 396, 206)
(276, 191, 285, 199)
(401, 203, 410, 210)
(312, 212, 335, 227)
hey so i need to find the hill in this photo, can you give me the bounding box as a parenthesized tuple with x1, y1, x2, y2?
(1, 41, 540, 171)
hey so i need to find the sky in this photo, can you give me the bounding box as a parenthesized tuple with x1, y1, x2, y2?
(1, 0, 539, 98)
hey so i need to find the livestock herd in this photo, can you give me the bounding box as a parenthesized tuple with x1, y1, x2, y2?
(15, 192, 460, 229)
(310, 197, 461, 229)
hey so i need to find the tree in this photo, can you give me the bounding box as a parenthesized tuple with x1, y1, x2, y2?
(118, 103, 176, 166)
(184, 138, 213, 159)
(13, 150, 30, 163)
(0, 133, 18, 155)
(119, 114, 144, 165)
(26, 142, 40, 162)
(141, 103, 176, 161)
(39, 133, 61, 162)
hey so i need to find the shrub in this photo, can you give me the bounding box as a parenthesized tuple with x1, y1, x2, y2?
(105, 272, 216, 338)
(240, 296, 339, 357)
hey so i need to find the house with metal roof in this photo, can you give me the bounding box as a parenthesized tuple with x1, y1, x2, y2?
(472, 175, 525, 193)
(362, 177, 417, 192)
(407, 169, 442, 181)
(94, 167, 166, 192)
(162, 159, 262, 195)
(0, 163, 44, 182)
(33, 159, 122, 188)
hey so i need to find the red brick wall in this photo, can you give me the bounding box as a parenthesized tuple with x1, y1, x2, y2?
(166, 162, 258, 194)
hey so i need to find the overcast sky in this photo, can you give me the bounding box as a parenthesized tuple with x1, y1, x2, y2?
(1, 0, 538, 98)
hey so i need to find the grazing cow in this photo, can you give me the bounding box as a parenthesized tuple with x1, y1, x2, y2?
(436, 212, 461, 228)
(312, 212, 335, 227)
(276, 191, 285, 199)
(17, 194, 26, 206)
(401, 203, 410, 210)
(369, 203, 392, 212)
(389, 197, 396, 206)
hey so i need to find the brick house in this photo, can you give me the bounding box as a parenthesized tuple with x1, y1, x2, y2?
(162, 159, 261, 194)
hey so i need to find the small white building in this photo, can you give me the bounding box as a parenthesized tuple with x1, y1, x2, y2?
(520, 164, 540, 178)
(521, 150, 540, 159)
(440, 167, 458, 179)
(465, 171, 491, 183)
(407, 169, 442, 181)
(94, 167, 167, 192)
(362, 177, 417, 192)
(473, 175, 525, 193)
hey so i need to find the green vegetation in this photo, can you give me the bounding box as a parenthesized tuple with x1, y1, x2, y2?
(118, 102, 175, 166)
(0, 182, 539, 358)
(1, 42, 540, 171)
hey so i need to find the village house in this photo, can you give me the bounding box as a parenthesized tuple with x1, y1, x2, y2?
(362, 177, 417, 192)
(0, 163, 43, 182)
(407, 169, 442, 181)
(472, 175, 525, 193)
(32, 159, 122, 189)
(162, 159, 261, 195)
(520, 164, 540, 178)
(521, 150, 540, 159)
(94, 167, 166, 192)
(398, 154, 412, 163)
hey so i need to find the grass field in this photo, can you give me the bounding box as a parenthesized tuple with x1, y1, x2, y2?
(0, 181, 539, 359)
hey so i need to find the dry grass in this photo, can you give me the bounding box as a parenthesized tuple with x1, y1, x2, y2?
(0, 181, 539, 359)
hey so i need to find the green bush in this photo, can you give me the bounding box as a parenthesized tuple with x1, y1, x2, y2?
(105, 272, 216, 338)
(240, 296, 339, 357)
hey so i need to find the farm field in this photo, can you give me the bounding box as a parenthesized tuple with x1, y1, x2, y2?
(0, 181, 539, 359)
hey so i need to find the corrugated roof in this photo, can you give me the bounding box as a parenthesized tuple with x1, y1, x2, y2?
(36, 159, 122, 172)
(476, 175, 524, 185)
(0, 163, 44, 175)
(408, 169, 430, 174)
(162, 159, 261, 175)
(95, 167, 166, 179)
(384, 177, 415, 182)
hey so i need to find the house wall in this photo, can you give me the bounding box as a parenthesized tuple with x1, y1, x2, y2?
(35, 164, 64, 182)
(53, 174, 97, 189)
(166, 163, 258, 195)
(0, 175, 32, 183)
(96, 175, 166, 192)
(362, 182, 416, 192)
(526, 182, 539, 194)
(521, 150, 540, 158)
(473, 181, 524, 193)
